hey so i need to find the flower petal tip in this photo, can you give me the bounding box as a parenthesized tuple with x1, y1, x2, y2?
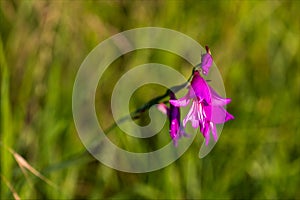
(157, 103, 168, 115)
(226, 113, 235, 121)
(169, 98, 190, 107)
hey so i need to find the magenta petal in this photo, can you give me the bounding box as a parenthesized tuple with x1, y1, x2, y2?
(209, 86, 231, 106)
(183, 101, 199, 128)
(190, 118, 199, 128)
(211, 106, 234, 124)
(225, 111, 234, 121)
(203, 104, 212, 123)
(211, 106, 226, 124)
(170, 119, 180, 142)
(169, 96, 190, 107)
(191, 71, 211, 103)
(201, 53, 213, 76)
(212, 97, 231, 106)
(165, 92, 190, 146)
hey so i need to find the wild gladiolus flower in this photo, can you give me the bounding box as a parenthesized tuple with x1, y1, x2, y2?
(157, 92, 188, 146)
(170, 71, 234, 145)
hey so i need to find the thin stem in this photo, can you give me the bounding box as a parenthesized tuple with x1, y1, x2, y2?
(43, 66, 199, 172)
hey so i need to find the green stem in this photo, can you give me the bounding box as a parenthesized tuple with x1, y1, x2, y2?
(43, 66, 199, 173)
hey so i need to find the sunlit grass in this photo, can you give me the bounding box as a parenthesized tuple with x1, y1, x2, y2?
(1, 0, 300, 199)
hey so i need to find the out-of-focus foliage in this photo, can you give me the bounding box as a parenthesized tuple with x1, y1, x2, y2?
(1, 0, 300, 199)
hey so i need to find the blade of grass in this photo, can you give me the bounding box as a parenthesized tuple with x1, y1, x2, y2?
(0, 174, 21, 200)
(0, 142, 58, 190)
(0, 32, 14, 198)
(9, 147, 57, 189)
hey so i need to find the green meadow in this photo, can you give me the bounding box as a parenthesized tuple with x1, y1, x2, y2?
(1, 1, 300, 199)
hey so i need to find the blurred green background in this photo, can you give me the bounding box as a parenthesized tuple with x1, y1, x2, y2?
(1, 0, 300, 199)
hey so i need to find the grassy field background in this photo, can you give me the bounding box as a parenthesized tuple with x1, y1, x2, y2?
(1, 1, 300, 199)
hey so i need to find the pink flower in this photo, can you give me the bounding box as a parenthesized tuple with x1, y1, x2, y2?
(157, 92, 188, 146)
(169, 71, 234, 145)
